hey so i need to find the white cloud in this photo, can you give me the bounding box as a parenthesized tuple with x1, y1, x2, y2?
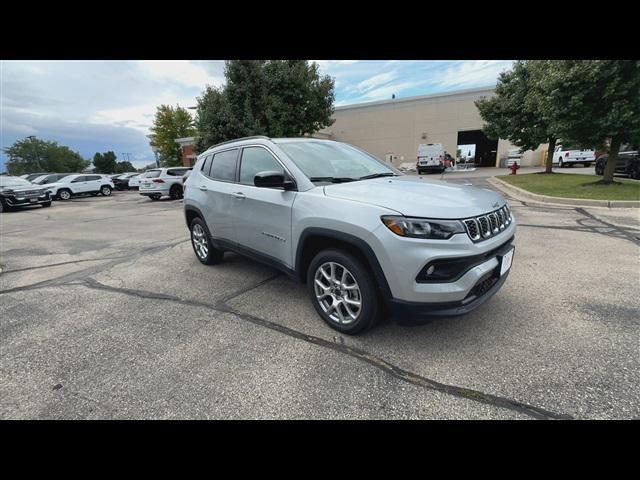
(356, 71, 397, 92)
(432, 60, 513, 89)
(137, 61, 224, 89)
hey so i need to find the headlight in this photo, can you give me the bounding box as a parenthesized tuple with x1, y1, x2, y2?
(381, 216, 465, 239)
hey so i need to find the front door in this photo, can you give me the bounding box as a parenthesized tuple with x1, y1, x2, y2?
(232, 146, 296, 267)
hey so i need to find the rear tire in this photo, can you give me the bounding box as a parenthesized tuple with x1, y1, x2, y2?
(583, 162, 591, 168)
(307, 249, 380, 335)
(190, 217, 224, 265)
(169, 184, 183, 200)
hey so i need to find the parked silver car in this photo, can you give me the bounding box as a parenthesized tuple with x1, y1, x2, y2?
(184, 136, 516, 334)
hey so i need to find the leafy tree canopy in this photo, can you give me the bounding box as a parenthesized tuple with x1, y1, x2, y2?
(195, 60, 335, 152)
(531, 60, 640, 183)
(4, 137, 89, 175)
(93, 151, 118, 173)
(149, 105, 197, 167)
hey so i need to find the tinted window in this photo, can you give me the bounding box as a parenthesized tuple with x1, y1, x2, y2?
(201, 155, 213, 176)
(86, 175, 101, 181)
(71, 176, 86, 183)
(240, 147, 284, 186)
(209, 150, 238, 182)
(142, 170, 161, 178)
(166, 168, 187, 176)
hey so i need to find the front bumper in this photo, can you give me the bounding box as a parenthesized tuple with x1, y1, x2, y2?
(369, 219, 516, 309)
(388, 267, 510, 322)
(3, 192, 50, 207)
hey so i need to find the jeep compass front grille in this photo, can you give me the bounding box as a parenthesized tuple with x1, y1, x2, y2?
(462, 205, 512, 242)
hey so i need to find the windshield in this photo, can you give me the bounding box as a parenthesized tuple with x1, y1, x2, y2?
(0, 177, 33, 188)
(278, 141, 396, 182)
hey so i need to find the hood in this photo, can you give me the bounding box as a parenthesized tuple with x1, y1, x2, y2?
(0, 184, 47, 193)
(323, 176, 506, 218)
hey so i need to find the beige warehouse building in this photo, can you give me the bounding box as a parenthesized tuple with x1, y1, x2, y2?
(315, 87, 547, 168)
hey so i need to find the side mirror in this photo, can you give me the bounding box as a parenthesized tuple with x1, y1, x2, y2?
(254, 171, 295, 190)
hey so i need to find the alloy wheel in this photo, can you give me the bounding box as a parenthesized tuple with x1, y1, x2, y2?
(60, 190, 71, 200)
(191, 223, 209, 260)
(314, 261, 362, 325)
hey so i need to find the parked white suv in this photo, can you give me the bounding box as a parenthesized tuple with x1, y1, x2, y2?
(553, 144, 596, 168)
(139, 167, 192, 200)
(42, 174, 114, 200)
(184, 136, 516, 334)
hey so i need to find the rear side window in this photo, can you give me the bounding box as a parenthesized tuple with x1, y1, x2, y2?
(86, 175, 101, 181)
(71, 176, 86, 183)
(201, 155, 213, 176)
(143, 170, 161, 178)
(209, 149, 238, 182)
(166, 168, 187, 176)
(239, 147, 284, 186)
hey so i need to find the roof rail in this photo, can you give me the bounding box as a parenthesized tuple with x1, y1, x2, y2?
(208, 135, 271, 150)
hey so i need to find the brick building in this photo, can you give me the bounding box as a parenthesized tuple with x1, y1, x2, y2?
(175, 137, 197, 167)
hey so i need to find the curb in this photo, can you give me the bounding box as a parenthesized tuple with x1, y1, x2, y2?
(487, 177, 640, 209)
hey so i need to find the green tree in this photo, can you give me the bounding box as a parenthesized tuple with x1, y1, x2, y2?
(4, 137, 89, 175)
(476, 61, 558, 173)
(195, 60, 335, 152)
(93, 151, 118, 173)
(115, 161, 135, 173)
(148, 105, 197, 167)
(531, 60, 640, 183)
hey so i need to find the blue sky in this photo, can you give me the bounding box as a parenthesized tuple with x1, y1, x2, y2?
(0, 60, 513, 172)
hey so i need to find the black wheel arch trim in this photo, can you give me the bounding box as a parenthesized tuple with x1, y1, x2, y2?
(295, 227, 393, 300)
(184, 205, 205, 228)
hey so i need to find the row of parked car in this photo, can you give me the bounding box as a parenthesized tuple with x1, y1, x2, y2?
(0, 167, 195, 213)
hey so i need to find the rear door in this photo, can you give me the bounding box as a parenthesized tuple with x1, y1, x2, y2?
(199, 149, 239, 243)
(70, 175, 89, 193)
(232, 146, 296, 267)
(85, 175, 102, 191)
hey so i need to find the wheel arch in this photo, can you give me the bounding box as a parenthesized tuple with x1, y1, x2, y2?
(295, 227, 393, 300)
(184, 205, 205, 229)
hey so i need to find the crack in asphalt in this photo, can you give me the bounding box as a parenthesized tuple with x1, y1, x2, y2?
(0, 238, 189, 295)
(72, 277, 572, 420)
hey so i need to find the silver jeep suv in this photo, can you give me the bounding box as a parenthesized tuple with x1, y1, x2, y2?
(184, 136, 516, 334)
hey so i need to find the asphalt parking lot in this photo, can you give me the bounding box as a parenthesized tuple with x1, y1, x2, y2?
(1, 172, 639, 419)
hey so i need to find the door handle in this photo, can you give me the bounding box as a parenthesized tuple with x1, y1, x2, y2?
(232, 192, 246, 199)
(199, 185, 208, 191)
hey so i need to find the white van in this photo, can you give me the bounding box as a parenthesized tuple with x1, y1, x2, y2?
(416, 143, 445, 174)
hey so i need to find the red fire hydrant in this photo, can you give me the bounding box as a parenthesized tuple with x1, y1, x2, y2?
(510, 161, 520, 175)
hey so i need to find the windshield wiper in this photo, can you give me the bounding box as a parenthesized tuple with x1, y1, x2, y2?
(309, 176, 357, 183)
(358, 172, 399, 180)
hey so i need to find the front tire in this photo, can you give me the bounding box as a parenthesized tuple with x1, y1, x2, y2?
(58, 189, 72, 201)
(307, 249, 380, 335)
(101, 186, 112, 196)
(190, 217, 224, 265)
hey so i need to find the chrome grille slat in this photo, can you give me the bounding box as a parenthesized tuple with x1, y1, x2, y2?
(462, 205, 513, 243)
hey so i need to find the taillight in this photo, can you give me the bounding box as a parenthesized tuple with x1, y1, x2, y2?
(152, 179, 165, 183)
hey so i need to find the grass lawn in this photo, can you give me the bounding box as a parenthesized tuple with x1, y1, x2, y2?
(496, 173, 640, 201)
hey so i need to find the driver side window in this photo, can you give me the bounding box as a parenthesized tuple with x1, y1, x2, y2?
(239, 147, 284, 186)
